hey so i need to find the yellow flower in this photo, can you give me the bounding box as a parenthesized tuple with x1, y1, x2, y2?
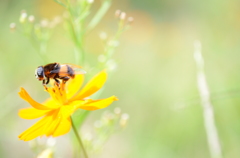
(18, 70, 118, 141)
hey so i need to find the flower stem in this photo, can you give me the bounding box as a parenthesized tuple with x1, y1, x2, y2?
(193, 40, 222, 158)
(87, 0, 112, 32)
(71, 116, 88, 158)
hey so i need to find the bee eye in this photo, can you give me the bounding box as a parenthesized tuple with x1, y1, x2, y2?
(35, 66, 45, 80)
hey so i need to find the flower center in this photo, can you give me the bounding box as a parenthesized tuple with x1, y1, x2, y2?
(47, 82, 68, 105)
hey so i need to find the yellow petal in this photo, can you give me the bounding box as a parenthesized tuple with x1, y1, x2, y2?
(66, 74, 84, 99)
(42, 109, 61, 137)
(45, 116, 61, 137)
(19, 110, 61, 141)
(19, 107, 50, 119)
(43, 98, 61, 109)
(18, 111, 55, 141)
(45, 106, 76, 137)
(52, 117, 71, 137)
(18, 87, 52, 110)
(47, 106, 73, 137)
(79, 96, 118, 111)
(70, 70, 107, 101)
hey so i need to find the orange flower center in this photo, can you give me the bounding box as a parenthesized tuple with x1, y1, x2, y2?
(46, 82, 68, 105)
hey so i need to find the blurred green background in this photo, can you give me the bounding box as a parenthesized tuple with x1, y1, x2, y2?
(1, 0, 240, 157)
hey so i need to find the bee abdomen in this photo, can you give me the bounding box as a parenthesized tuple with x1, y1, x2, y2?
(67, 65, 75, 78)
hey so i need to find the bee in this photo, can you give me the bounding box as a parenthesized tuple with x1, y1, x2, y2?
(35, 62, 86, 86)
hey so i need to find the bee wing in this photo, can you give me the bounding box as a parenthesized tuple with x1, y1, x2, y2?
(65, 64, 86, 74)
(72, 68, 86, 74)
(58, 64, 86, 75)
(63, 63, 82, 69)
(50, 64, 86, 75)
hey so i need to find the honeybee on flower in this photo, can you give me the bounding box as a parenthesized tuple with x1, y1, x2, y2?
(18, 69, 118, 141)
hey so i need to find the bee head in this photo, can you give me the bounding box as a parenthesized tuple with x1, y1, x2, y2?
(35, 66, 45, 81)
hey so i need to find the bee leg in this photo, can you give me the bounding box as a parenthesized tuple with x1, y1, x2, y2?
(54, 78, 60, 87)
(60, 76, 70, 90)
(42, 79, 48, 90)
(61, 77, 70, 84)
(46, 77, 50, 85)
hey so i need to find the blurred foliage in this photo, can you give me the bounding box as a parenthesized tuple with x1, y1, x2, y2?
(1, 0, 240, 157)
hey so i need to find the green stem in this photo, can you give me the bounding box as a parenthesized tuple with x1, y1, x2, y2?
(65, 0, 85, 65)
(54, 0, 66, 7)
(71, 116, 88, 158)
(87, 0, 112, 32)
(26, 35, 48, 63)
(77, 41, 85, 64)
(103, 21, 124, 61)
